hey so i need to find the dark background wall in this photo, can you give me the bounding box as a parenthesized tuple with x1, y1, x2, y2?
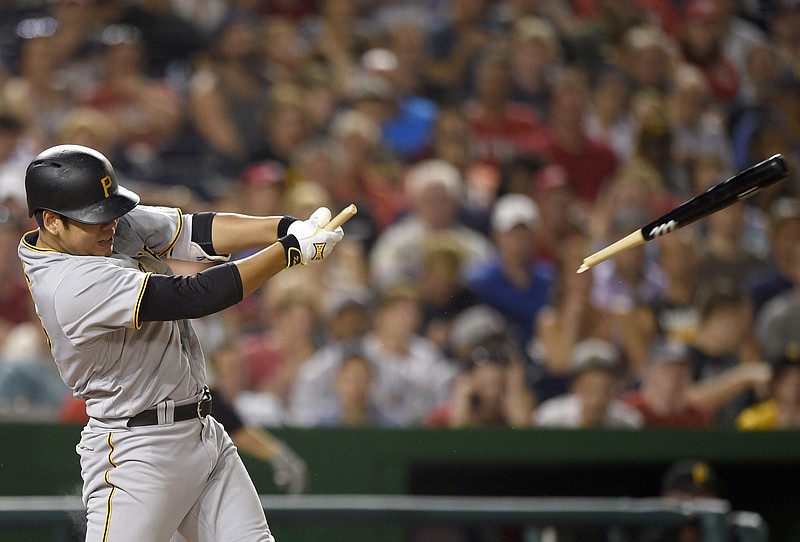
(1, 424, 799, 542)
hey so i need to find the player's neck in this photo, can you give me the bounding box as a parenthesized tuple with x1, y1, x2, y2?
(36, 229, 63, 253)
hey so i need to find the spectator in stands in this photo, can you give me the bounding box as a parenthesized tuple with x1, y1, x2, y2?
(369, 159, 492, 290)
(736, 343, 800, 430)
(358, 46, 439, 162)
(768, 1, 800, 83)
(466, 193, 554, 351)
(310, 345, 396, 427)
(589, 207, 663, 373)
(289, 284, 456, 427)
(647, 229, 702, 344)
(252, 82, 314, 168)
(322, 288, 374, 345)
(534, 338, 643, 428)
(532, 234, 629, 401)
(0, 114, 39, 216)
(666, 64, 735, 176)
(2, 33, 75, 148)
(324, 107, 404, 232)
(431, 304, 534, 428)
(426, 315, 534, 428)
(463, 46, 549, 167)
(542, 68, 619, 206)
(622, 338, 714, 428)
(232, 160, 287, 219)
(363, 284, 458, 426)
(628, 92, 693, 197)
(529, 164, 584, 264)
(616, 24, 675, 96)
(416, 233, 478, 351)
(695, 163, 769, 293)
(686, 281, 773, 426)
(750, 198, 800, 319)
(241, 279, 323, 408)
(508, 16, 562, 118)
(422, 0, 496, 103)
(300, 0, 379, 98)
(755, 240, 800, 360)
(584, 66, 637, 163)
(0, 206, 35, 338)
(715, 0, 769, 92)
(187, 12, 269, 173)
(676, 0, 740, 106)
(79, 24, 183, 179)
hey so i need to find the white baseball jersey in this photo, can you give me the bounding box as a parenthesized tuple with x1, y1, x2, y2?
(19, 205, 214, 420)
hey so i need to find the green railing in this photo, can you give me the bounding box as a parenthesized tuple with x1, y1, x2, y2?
(0, 494, 767, 542)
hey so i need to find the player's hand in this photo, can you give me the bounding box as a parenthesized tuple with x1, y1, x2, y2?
(279, 209, 343, 267)
(271, 440, 308, 494)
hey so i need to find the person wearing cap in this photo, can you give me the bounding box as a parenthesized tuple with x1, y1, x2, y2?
(534, 338, 643, 428)
(633, 459, 725, 542)
(736, 343, 800, 430)
(621, 338, 714, 428)
(465, 193, 554, 352)
(369, 159, 493, 290)
(236, 160, 287, 219)
(425, 304, 534, 428)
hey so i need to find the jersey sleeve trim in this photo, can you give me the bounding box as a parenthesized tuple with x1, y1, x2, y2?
(155, 208, 183, 258)
(133, 272, 150, 330)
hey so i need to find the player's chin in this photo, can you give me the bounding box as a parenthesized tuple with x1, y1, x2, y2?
(96, 239, 114, 256)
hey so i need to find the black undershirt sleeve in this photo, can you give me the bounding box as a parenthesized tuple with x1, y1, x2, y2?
(139, 262, 244, 322)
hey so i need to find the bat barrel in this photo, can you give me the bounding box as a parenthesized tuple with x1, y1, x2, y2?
(640, 154, 788, 241)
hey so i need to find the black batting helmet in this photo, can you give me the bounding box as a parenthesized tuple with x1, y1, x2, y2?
(25, 145, 139, 224)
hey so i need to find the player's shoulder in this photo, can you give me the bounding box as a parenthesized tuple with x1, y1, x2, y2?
(119, 204, 182, 227)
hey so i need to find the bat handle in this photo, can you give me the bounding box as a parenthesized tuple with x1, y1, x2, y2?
(324, 204, 358, 231)
(577, 230, 646, 273)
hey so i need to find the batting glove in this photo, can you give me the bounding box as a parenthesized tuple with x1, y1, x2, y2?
(271, 440, 308, 494)
(278, 215, 343, 267)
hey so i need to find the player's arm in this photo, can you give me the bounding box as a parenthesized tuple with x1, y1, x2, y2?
(184, 212, 290, 258)
(140, 213, 343, 321)
(206, 213, 289, 254)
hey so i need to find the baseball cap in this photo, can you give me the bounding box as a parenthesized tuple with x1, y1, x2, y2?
(240, 161, 285, 187)
(491, 194, 540, 232)
(571, 338, 620, 374)
(449, 305, 509, 352)
(324, 288, 373, 319)
(647, 339, 690, 366)
(661, 460, 719, 496)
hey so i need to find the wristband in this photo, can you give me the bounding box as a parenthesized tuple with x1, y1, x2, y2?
(278, 216, 299, 238)
(278, 234, 302, 267)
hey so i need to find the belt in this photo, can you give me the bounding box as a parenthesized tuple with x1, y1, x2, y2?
(126, 391, 213, 428)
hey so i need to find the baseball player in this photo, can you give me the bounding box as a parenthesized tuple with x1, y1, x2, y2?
(17, 145, 343, 542)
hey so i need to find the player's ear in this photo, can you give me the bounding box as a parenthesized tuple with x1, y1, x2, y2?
(41, 210, 66, 235)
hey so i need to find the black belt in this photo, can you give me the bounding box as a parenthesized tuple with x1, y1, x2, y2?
(126, 392, 212, 428)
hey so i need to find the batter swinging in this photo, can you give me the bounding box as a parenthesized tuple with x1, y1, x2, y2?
(17, 145, 344, 541)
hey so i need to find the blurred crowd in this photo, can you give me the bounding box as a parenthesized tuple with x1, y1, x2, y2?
(1, 0, 800, 432)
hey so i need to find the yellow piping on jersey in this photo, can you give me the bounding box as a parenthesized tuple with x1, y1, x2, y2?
(102, 432, 118, 542)
(156, 208, 183, 257)
(20, 261, 57, 372)
(133, 273, 150, 330)
(20, 231, 57, 252)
